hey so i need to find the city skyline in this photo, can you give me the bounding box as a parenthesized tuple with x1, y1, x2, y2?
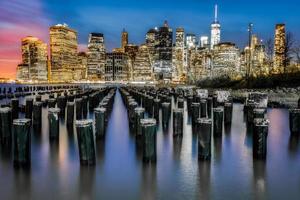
(1, 0, 300, 79)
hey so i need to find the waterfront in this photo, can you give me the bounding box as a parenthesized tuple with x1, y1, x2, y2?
(0, 88, 300, 199)
(0, 88, 300, 200)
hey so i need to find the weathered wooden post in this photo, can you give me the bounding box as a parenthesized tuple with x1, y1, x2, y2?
(128, 101, 138, 128)
(197, 118, 212, 160)
(173, 108, 183, 137)
(57, 96, 66, 116)
(224, 102, 233, 125)
(48, 98, 56, 108)
(289, 109, 300, 135)
(35, 95, 42, 102)
(213, 107, 224, 137)
(134, 107, 145, 137)
(82, 96, 88, 119)
(75, 120, 95, 165)
(162, 102, 171, 130)
(33, 102, 42, 127)
(200, 99, 207, 118)
(253, 108, 266, 119)
(0, 107, 12, 143)
(153, 98, 160, 122)
(177, 98, 184, 109)
(94, 107, 106, 139)
(253, 118, 269, 159)
(67, 102, 75, 125)
(48, 108, 60, 140)
(141, 118, 157, 163)
(13, 119, 31, 167)
(75, 98, 83, 120)
(11, 98, 19, 120)
(25, 98, 33, 119)
(191, 102, 200, 127)
(207, 97, 213, 118)
(187, 96, 193, 115)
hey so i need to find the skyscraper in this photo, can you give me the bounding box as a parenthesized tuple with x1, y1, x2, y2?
(172, 28, 187, 82)
(105, 52, 129, 81)
(153, 20, 173, 80)
(200, 36, 209, 48)
(145, 28, 159, 65)
(122, 29, 129, 50)
(87, 33, 106, 80)
(49, 24, 78, 81)
(212, 42, 240, 78)
(76, 52, 88, 80)
(132, 45, 153, 81)
(210, 5, 221, 49)
(186, 34, 197, 49)
(17, 36, 48, 82)
(125, 44, 139, 80)
(189, 47, 211, 82)
(273, 24, 286, 74)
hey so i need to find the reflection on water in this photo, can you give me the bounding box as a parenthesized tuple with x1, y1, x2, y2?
(0, 90, 300, 199)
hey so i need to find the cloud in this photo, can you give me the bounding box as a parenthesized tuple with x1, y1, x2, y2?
(0, 0, 50, 79)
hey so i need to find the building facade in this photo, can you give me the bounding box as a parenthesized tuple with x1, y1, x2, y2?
(76, 52, 87, 81)
(125, 44, 139, 80)
(146, 28, 159, 66)
(17, 36, 48, 82)
(172, 28, 187, 82)
(153, 21, 173, 80)
(211, 42, 240, 79)
(132, 45, 153, 82)
(49, 24, 78, 82)
(273, 24, 286, 74)
(200, 36, 209, 48)
(122, 29, 129, 51)
(87, 33, 106, 80)
(105, 52, 129, 81)
(186, 34, 197, 49)
(188, 47, 211, 82)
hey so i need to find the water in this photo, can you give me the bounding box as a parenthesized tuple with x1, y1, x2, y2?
(0, 89, 300, 200)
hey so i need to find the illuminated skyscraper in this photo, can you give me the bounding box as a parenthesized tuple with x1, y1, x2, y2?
(200, 36, 209, 48)
(105, 52, 129, 81)
(189, 47, 211, 82)
(49, 24, 78, 81)
(172, 27, 187, 82)
(17, 36, 48, 82)
(113, 29, 129, 53)
(125, 44, 139, 80)
(186, 34, 197, 49)
(132, 45, 153, 81)
(122, 29, 129, 50)
(212, 42, 240, 78)
(76, 52, 88, 80)
(154, 20, 173, 80)
(87, 33, 106, 80)
(145, 28, 159, 65)
(273, 24, 286, 74)
(210, 5, 221, 49)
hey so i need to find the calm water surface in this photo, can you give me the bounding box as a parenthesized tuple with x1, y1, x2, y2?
(0, 89, 299, 200)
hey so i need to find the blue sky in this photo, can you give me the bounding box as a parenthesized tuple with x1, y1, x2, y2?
(42, 0, 300, 49)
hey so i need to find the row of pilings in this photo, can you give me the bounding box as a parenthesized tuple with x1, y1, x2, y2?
(0, 84, 117, 167)
(118, 87, 277, 163)
(1, 84, 300, 167)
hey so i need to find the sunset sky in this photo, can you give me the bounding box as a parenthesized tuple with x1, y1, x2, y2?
(1, 0, 299, 79)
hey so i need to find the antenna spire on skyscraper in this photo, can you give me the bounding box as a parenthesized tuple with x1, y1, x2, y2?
(164, 20, 169, 27)
(214, 4, 218, 23)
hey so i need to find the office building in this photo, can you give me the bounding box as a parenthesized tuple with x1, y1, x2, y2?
(87, 33, 106, 80)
